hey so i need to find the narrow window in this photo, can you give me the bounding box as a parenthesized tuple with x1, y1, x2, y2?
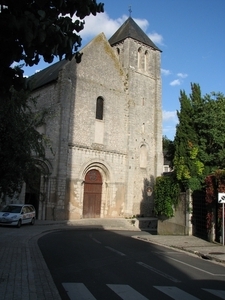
(140, 144, 147, 168)
(138, 47, 142, 69)
(96, 97, 104, 120)
(144, 50, 148, 71)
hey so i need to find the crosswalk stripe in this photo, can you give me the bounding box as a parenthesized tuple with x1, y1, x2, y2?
(62, 283, 97, 300)
(154, 286, 199, 300)
(107, 284, 148, 300)
(62, 282, 225, 300)
(202, 289, 225, 299)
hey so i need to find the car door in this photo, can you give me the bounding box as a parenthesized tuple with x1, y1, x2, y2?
(22, 206, 30, 224)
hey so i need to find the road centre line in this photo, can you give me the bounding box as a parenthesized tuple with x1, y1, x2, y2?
(91, 237, 102, 244)
(164, 255, 225, 276)
(137, 262, 181, 283)
(105, 246, 126, 256)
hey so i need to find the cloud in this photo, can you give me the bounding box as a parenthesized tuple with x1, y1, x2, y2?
(170, 79, 181, 86)
(163, 110, 177, 122)
(163, 125, 177, 140)
(79, 12, 163, 46)
(148, 32, 164, 45)
(161, 69, 171, 76)
(177, 73, 188, 78)
(81, 12, 126, 40)
(163, 111, 178, 140)
(169, 73, 188, 86)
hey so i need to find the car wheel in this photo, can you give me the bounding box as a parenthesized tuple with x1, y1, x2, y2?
(30, 217, 35, 225)
(17, 219, 22, 228)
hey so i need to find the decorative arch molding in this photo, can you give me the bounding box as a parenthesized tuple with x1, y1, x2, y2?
(139, 143, 149, 169)
(77, 159, 115, 218)
(138, 141, 150, 151)
(79, 158, 115, 183)
(34, 158, 53, 175)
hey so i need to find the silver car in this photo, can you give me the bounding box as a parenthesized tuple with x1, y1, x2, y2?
(0, 204, 36, 228)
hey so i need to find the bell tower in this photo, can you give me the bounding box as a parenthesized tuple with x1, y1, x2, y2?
(109, 18, 163, 216)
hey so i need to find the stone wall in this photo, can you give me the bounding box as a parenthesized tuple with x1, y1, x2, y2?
(157, 191, 193, 235)
(26, 29, 163, 220)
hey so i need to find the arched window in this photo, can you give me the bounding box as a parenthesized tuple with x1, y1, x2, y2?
(96, 97, 104, 120)
(140, 144, 147, 168)
(144, 50, 148, 71)
(138, 47, 142, 69)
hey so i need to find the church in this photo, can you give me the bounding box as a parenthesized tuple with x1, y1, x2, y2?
(26, 17, 163, 220)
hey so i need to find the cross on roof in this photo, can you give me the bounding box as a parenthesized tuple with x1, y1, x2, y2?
(128, 6, 132, 17)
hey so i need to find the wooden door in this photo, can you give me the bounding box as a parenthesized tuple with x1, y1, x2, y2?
(83, 170, 102, 218)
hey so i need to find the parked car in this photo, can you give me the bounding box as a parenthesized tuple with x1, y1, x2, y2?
(0, 204, 36, 228)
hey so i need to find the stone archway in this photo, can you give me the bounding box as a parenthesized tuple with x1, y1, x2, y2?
(25, 159, 52, 219)
(83, 169, 102, 218)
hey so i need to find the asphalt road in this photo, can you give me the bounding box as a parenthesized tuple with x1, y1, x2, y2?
(38, 229, 225, 300)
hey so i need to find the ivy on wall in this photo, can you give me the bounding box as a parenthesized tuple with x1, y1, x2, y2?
(154, 176, 180, 218)
(205, 170, 225, 235)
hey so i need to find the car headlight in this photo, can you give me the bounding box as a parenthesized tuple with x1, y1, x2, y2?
(11, 215, 18, 219)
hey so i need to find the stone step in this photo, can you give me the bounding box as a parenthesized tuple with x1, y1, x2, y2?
(128, 217, 158, 232)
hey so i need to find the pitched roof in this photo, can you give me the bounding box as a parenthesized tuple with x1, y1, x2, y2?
(108, 17, 161, 51)
(28, 59, 68, 90)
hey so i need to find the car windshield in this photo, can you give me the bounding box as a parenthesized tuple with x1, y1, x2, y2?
(1, 206, 22, 213)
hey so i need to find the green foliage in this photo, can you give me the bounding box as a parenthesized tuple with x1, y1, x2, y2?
(173, 83, 225, 191)
(0, 1, 104, 197)
(0, 87, 51, 197)
(154, 176, 180, 218)
(162, 135, 175, 169)
(0, 0, 104, 96)
(205, 170, 225, 232)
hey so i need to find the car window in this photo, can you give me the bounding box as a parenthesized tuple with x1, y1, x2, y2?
(27, 206, 34, 212)
(23, 206, 29, 214)
(1, 206, 22, 213)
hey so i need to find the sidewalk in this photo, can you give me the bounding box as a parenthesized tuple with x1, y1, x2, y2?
(0, 218, 225, 300)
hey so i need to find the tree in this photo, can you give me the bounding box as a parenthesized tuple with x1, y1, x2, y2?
(162, 135, 174, 168)
(154, 175, 180, 218)
(0, 0, 104, 97)
(173, 83, 225, 191)
(0, 0, 104, 197)
(0, 87, 51, 196)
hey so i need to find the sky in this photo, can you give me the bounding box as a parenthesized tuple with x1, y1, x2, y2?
(23, 0, 225, 140)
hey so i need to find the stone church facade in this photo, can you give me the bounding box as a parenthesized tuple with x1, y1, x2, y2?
(24, 17, 163, 220)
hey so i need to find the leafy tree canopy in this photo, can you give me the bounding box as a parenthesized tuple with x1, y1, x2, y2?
(0, 87, 51, 196)
(163, 135, 174, 168)
(0, 0, 104, 197)
(173, 83, 225, 191)
(0, 0, 104, 96)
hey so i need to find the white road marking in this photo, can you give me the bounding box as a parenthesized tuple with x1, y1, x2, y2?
(154, 286, 199, 300)
(107, 284, 148, 300)
(203, 289, 225, 299)
(62, 283, 225, 300)
(91, 237, 101, 244)
(62, 283, 96, 300)
(165, 255, 225, 276)
(105, 246, 126, 256)
(137, 261, 181, 283)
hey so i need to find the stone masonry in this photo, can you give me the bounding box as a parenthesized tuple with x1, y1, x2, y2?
(23, 17, 163, 220)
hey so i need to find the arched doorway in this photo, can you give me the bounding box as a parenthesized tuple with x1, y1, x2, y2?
(25, 165, 41, 218)
(25, 159, 51, 220)
(83, 169, 102, 218)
